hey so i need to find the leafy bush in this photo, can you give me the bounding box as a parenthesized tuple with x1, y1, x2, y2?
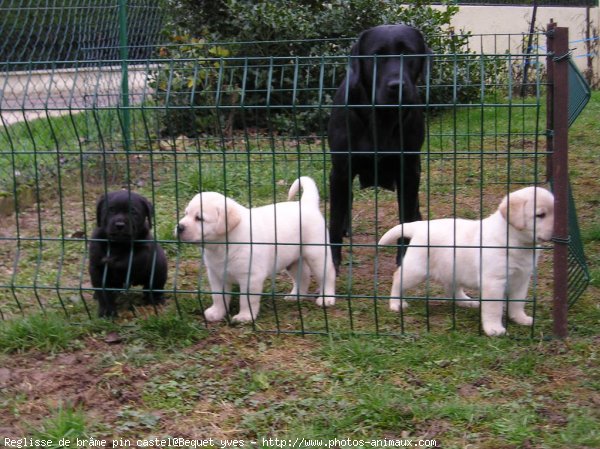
(149, 41, 241, 137)
(154, 0, 505, 136)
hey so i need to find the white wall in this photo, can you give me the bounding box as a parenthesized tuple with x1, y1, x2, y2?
(0, 65, 152, 126)
(448, 5, 599, 79)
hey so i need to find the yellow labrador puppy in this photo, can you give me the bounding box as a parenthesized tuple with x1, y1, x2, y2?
(176, 176, 336, 323)
(378, 186, 554, 336)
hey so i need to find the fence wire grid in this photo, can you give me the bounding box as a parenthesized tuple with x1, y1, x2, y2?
(0, 22, 590, 337)
(0, 0, 164, 69)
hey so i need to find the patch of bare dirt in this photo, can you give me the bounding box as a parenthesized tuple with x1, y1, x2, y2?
(0, 338, 147, 436)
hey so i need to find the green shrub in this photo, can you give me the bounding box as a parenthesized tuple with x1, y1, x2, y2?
(154, 0, 505, 136)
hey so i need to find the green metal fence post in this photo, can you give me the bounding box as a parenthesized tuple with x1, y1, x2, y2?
(119, 0, 131, 153)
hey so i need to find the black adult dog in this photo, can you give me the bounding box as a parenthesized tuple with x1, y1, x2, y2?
(328, 24, 431, 270)
(89, 191, 167, 317)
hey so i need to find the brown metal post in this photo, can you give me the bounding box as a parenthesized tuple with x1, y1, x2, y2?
(547, 24, 570, 339)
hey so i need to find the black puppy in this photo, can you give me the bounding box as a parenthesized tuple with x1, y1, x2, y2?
(328, 24, 431, 270)
(89, 190, 168, 317)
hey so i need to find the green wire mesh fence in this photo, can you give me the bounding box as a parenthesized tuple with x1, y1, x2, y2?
(566, 182, 590, 307)
(0, 0, 164, 68)
(0, 20, 590, 336)
(564, 59, 592, 307)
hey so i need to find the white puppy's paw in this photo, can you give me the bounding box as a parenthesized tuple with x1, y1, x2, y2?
(231, 312, 254, 324)
(390, 298, 408, 312)
(284, 294, 299, 301)
(315, 296, 335, 307)
(457, 300, 480, 309)
(511, 314, 534, 326)
(204, 306, 226, 322)
(483, 323, 507, 337)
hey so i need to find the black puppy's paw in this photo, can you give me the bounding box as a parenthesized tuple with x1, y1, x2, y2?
(143, 292, 166, 306)
(96, 295, 118, 318)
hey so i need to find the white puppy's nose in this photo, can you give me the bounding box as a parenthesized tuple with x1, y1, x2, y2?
(174, 223, 185, 238)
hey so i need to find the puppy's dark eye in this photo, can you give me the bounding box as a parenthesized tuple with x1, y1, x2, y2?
(536, 212, 546, 219)
(195, 216, 204, 222)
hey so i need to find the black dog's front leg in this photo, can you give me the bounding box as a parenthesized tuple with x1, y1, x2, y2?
(329, 164, 353, 272)
(395, 153, 423, 266)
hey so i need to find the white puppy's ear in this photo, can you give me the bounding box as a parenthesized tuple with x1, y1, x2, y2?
(216, 198, 241, 235)
(499, 193, 527, 231)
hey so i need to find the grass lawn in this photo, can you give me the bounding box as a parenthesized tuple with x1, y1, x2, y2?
(0, 91, 598, 448)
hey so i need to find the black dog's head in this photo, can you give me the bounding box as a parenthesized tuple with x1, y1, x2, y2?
(96, 191, 153, 242)
(346, 24, 432, 106)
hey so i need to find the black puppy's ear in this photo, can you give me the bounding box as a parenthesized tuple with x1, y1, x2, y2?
(96, 194, 107, 227)
(141, 196, 154, 229)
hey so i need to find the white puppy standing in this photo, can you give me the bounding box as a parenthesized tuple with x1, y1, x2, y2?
(378, 186, 554, 336)
(176, 176, 336, 323)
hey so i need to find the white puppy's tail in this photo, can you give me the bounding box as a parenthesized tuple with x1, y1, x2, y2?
(288, 176, 320, 208)
(378, 223, 419, 245)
